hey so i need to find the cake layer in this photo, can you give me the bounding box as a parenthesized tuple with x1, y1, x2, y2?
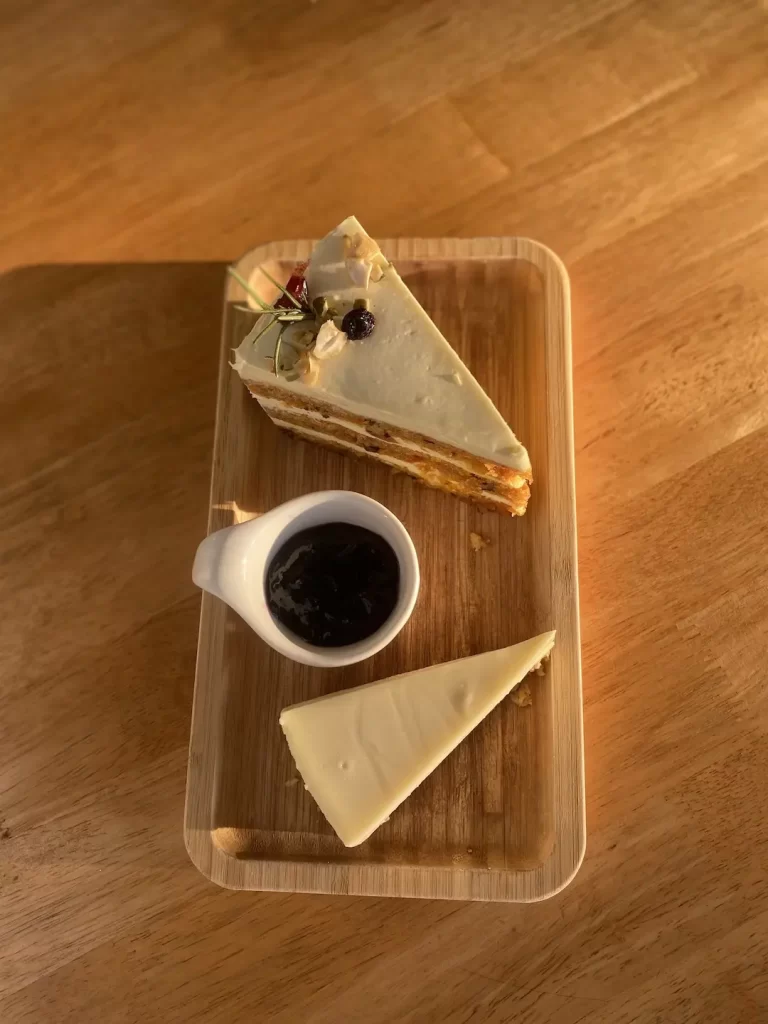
(266, 405, 527, 512)
(246, 381, 530, 513)
(271, 413, 527, 514)
(244, 379, 530, 489)
(279, 423, 518, 513)
(258, 396, 529, 489)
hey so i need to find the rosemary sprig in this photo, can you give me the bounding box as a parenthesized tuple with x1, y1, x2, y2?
(256, 264, 303, 310)
(251, 308, 283, 348)
(227, 265, 308, 314)
(228, 267, 271, 310)
(227, 265, 315, 378)
(273, 323, 286, 377)
(234, 298, 307, 320)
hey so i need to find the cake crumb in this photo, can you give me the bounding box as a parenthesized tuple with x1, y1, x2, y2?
(469, 532, 490, 552)
(512, 681, 533, 707)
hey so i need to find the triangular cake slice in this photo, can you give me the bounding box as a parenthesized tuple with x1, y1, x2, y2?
(279, 631, 555, 847)
(232, 216, 532, 514)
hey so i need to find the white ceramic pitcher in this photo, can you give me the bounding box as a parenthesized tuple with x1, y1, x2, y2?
(192, 490, 420, 668)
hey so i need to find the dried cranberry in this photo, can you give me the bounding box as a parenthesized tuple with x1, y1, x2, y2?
(276, 268, 308, 309)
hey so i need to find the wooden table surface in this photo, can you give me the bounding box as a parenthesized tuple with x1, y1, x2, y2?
(1, 1, 767, 1021)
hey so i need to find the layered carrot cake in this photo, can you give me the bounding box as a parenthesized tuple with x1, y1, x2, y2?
(231, 216, 532, 514)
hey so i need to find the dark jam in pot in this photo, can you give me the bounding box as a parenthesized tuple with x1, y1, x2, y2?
(266, 522, 400, 647)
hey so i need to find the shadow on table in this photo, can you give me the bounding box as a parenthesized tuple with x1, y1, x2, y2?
(0, 261, 227, 826)
(0, 260, 227, 488)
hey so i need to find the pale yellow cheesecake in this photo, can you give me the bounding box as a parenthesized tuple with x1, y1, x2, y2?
(279, 631, 555, 847)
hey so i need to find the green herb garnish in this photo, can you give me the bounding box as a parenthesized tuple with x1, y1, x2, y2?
(228, 265, 315, 377)
(256, 265, 304, 310)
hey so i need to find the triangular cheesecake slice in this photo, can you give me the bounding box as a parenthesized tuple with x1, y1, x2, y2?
(232, 216, 532, 514)
(279, 631, 555, 847)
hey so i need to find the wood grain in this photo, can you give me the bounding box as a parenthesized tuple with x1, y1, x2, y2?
(185, 237, 582, 899)
(1, 0, 767, 1020)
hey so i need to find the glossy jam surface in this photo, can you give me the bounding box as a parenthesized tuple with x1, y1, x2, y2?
(266, 522, 400, 647)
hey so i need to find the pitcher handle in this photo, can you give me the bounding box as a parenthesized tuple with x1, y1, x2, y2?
(192, 527, 235, 601)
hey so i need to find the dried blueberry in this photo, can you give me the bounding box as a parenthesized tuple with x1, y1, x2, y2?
(342, 307, 375, 340)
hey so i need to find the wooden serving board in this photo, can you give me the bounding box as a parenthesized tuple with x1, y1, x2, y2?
(185, 237, 584, 901)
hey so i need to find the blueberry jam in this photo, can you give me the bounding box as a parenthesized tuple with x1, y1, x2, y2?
(266, 522, 400, 647)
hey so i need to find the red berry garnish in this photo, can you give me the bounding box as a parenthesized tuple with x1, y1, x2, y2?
(276, 271, 308, 309)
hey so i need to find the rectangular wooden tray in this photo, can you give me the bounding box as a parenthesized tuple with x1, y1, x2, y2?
(185, 236, 584, 901)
